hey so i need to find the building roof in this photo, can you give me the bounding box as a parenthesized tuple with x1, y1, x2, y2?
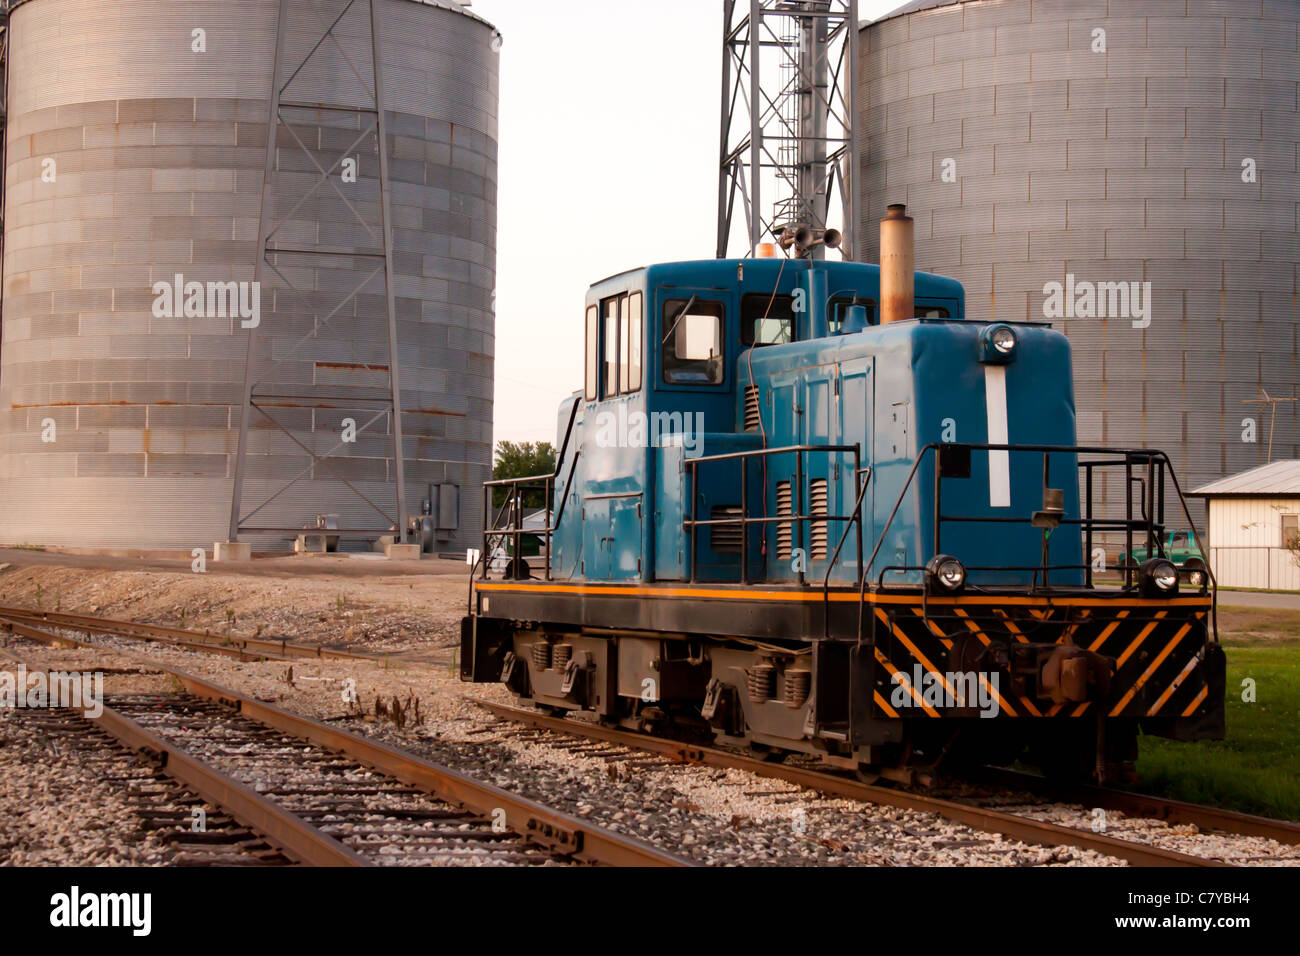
(1191, 460, 1300, 498)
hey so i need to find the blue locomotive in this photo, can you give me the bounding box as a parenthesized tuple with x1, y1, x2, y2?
(464, 207, 1225, 783)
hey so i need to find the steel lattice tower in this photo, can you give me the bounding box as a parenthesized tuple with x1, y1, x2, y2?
(717, 0, 860, 260)
(229, 0, 409, 545)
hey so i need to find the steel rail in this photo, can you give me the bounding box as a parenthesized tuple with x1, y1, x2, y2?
(2, 615, 277, 663)
(4, 619, 689, 868)
(474, 701, 1227, 868)
(1, 639, 363, 866)
(94, 702, 369, 867)
(976, 767, 1300, 847)
(0, 605, 381, 664)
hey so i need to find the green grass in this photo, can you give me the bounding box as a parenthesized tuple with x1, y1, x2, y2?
(1133, 610, 1300, 822)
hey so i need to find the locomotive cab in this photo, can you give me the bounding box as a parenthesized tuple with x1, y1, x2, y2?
(545, 257, 967, 586)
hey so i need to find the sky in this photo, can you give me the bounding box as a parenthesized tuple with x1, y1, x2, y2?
(470, 0, 901, 448)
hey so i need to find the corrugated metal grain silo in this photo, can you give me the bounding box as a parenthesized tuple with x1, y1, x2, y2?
(0, 0, 497, 550)
(860, 0, 1300, 530)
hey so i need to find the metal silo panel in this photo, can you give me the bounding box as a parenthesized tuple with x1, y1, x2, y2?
(862, 0, 1300, 524)
(1, 0, 497, 550)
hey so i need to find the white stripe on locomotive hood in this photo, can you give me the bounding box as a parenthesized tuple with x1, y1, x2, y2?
(984, 365, 1011, 508)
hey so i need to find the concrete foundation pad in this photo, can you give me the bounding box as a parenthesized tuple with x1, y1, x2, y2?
(214, 541, 251, 562)
(295, 535, 327, 554)
(385, 543, 421, 561)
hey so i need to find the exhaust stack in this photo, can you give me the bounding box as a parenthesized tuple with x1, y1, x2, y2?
(880, 204, 914, 325)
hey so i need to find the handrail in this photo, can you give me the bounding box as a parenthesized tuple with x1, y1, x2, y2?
(483, 471, 558, 488)
(857, 442, 1216, 611)
(467, 487, 518, 615)
(477, 397, 582, 583)
(684, 443, 861, 586)
(823, 467, 871, 641)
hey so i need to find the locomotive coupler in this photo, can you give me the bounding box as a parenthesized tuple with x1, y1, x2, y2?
(1006, 643, 1113, 704)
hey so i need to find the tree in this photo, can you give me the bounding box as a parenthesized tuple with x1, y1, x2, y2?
(491, 441, 556, 510)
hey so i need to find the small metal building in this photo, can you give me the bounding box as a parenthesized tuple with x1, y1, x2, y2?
(1192, 459, 1300, 590)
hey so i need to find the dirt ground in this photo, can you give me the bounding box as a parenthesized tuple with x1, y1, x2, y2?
(2, 550, 1298, 660)
(0, 549, 471, 663)
(1217, 605, 1300, 644)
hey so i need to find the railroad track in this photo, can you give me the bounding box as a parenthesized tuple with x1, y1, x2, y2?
(0, 605, 382, 665)
(2, 623, 690, 867)
(15, 607, 1285, 867)
(974, 766, 1300, 847)
(473, 700, 1300, 868)
(1, 703, 294, 866)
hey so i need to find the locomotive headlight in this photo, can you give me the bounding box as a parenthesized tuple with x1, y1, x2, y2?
(1140, 557, 1179, 596)
(979, 325, 1018, 364)
(926, 554, 967, 593)
(1182, 557, 1209, 592)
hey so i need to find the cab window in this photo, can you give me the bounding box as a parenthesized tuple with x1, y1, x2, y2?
(625, 292, 643, 393)
(823, 298, 949, 331)
(828, 296, 876, 333)
(584, 305, 598, 401)
(741, 293, 794, 347)
(663, 299, 724, 385)
(603, 299, 619, 398)
(589, 293, 644, 399)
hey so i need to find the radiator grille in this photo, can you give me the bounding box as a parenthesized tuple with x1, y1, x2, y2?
(775, 481, 792, 560)
(710, 506, 743, 554)
(810, 478, 828, 560)
(743, 385, 761, 432)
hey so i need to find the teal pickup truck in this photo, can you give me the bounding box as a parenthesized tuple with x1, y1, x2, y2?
(1117, 530, 1204, 567)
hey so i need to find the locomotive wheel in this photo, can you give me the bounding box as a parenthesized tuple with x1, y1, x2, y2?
(854, 764, 882, 785)
(535, 703, 569, 718)
(1031, 719, 1138, 784)
(1038, 749, 1093, 783)
(747, 742, 788, 764)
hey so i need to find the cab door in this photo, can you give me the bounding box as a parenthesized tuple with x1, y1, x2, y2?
(581, 494, 642, 581)
(609, 496, 643, 580)
(579, 291, 646, 582)
(582, 498, 612, 580)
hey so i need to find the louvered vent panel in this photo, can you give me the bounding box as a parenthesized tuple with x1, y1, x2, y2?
(775, 481, 792, 560)
(710, 506, 743, 554)
(743, 386, 761, 432)
(810, 479, 828, 560)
